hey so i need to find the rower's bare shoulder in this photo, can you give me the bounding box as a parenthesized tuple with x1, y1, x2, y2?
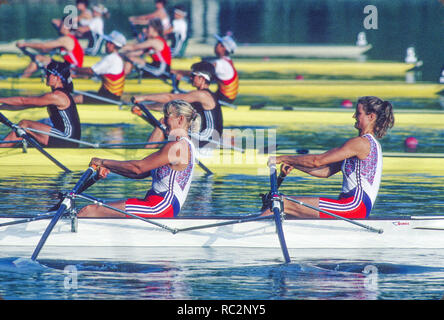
(50, 90, 71, 107)
(345, 136, 371, 158)
(196, 90, 216, 110)
(56, 36, 73, 47)
(345, 136, 370, 147)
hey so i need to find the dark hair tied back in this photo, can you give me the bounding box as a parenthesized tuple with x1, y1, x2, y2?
(357, 96, 395, 138)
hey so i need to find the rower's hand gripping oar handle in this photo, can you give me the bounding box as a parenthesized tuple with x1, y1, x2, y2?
(48, 165, 100, 212)
(0, 111, 31, 139)
(131, 98, 168, 134)
(260, 163, 288, 211)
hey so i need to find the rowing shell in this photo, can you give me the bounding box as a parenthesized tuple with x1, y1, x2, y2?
(0, 52, 415, 77)
(2, 105, 444, 129)
(1, 215, 444, 260)
(1, 77, 441, 99)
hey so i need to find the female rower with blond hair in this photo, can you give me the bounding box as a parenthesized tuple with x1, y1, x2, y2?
(78, 99, 201, 218)
(265, 96, 395, 219)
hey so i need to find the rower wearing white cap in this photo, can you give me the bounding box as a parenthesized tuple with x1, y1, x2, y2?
(72, 30, 127, 104)
(164, 5, 188, 58)
(172, 34, 239, 104)
(211, 34, 239, 103)
(74, 4, 109, 55)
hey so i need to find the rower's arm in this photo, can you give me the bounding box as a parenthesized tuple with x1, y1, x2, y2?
(19, 37, 68, 52)
(72, 67, 94, 76)
(133, 92, 180, 112)
(129, 11, 160, 25)
(122, 39, 159, 52)
(92, 142, 176, 179)
(0, 92, 66, 110)
(289, 161, 342, 178)
(275, 137, 369, 178)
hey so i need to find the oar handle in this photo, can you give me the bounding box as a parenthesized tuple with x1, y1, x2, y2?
(18, 46, 37, 62)
(132, 100, 213, 176)
(77, 166, 100, 194)
(71, 166, 97, 195)
(277, 164, 291, 188)
(132, 100, 168, 135)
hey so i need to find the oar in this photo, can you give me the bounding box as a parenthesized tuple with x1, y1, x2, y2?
(18, 47, 46, 81)
(260, 163, 288, 211)
(73, 90, 129, 108)
(269, 163, 291, 263)
(283, 196, 384, 234)
(132, 101, 214, 176)
(31, 166, 97, 261)
(0, 212, 54, 228)
(173, 214, 273, 233)
(47, 169, 101, 212)
(0, 112, 71, 173)
(24, 127, 168, 149)
(267, 162, 383, 234)
(132, 104, 245, 153)
(72, 91, 241, 152)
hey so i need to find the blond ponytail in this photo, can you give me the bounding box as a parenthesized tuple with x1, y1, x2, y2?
(163, 100, 201, 135)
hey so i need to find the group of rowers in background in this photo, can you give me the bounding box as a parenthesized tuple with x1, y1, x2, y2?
(0, 0, 395, 223)
(6, 0, 237, 150)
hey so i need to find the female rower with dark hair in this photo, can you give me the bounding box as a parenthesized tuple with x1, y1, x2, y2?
(0, 61, 81, 148)
(78, 100, 201, 218)
(264, 96, 395, 219)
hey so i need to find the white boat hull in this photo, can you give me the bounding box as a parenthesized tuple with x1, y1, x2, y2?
(1, 216, 444, 260)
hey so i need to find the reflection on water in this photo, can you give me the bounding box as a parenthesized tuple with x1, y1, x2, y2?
(1, 248, 444, 300)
